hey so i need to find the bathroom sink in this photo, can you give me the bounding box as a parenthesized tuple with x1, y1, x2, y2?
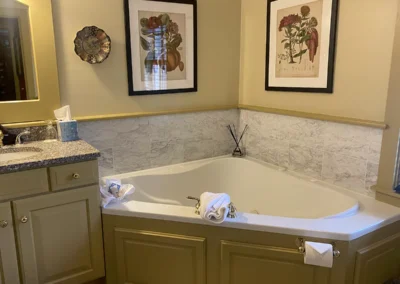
(0, 147, 42, 163)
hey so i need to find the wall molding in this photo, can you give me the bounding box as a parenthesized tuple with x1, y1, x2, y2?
(74, 105, 238, 122)
(3, 105, 238, 128)
(238, 104, 388, 129)
(3, 104, 387, 130)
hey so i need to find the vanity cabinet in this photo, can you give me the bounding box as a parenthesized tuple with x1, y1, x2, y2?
(13, 186, 104, 284)
(0, 160, 104, 284)
(0, 202, 20, 284)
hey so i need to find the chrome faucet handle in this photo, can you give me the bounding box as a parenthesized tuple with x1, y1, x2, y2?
(227, 202, 237, 219)
(15, 131, 30, 145)
(187, 196, 201, 215)
(0, 130, 3, 147)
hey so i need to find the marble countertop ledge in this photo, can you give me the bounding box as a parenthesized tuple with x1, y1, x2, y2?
(0, 140, 100, 174)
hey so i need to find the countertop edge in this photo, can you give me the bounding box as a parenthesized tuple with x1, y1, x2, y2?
(0, 152, 100, 174)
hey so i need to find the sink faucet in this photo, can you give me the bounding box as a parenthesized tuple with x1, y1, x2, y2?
(15, 131, 31, 145)
(0, 130, 3, 148)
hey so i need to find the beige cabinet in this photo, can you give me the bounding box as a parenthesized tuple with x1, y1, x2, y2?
(221, 240, 330, 284)
(0, 202, 20, 284)
(13, 186, 105, 284)
(113, 229, 206, 284)
(0, 159, 104, 284)
(354, 233, 400, 284)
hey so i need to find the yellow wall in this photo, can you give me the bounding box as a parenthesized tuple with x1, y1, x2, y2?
(239, 0, 398, 122)
(52, 0, 241, 117)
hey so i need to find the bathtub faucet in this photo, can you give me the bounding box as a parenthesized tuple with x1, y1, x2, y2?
(227, 203, 237, 219)
(187, 196, 201, 215)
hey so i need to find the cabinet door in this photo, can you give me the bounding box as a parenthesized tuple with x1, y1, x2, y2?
(221, 241, 331, 284)
(13, 186, 105, 284)
(0, 202, 20, 284)
(354, 233, 400, 284)
(114, 228, 206, 284)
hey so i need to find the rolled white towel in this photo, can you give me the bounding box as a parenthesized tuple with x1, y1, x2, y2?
(199, 192, 231, 224)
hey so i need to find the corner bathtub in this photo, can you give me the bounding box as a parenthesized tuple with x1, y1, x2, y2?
(102, 157, 400, 241)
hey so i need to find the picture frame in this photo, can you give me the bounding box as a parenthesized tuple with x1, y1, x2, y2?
(265, 0, 339, 93)
(124, 0, 197, 96)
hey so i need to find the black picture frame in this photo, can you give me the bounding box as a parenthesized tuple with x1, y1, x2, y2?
(265, 0, 339, 93)
(124, 0, 198, 96)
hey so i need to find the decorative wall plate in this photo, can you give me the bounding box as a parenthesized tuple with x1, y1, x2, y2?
(74, 26, 111, 64)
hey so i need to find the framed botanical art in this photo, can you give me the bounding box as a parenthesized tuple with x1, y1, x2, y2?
(124, 0, 197, 96)
(266, 0, 339, 93)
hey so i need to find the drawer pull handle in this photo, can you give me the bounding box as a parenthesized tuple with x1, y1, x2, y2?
(0, 220, 8, 228)
(72, 173, 80, 179)
(20, 216, 28, 223)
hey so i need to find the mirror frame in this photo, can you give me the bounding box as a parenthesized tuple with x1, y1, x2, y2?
(0, 0, 60, 124)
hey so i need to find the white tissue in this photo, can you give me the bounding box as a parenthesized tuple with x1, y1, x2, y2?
(304, 241, 333, 268)
(54, 105, 72, 121)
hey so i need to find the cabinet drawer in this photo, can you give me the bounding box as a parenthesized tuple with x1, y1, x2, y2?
(49, 160, 99, 191)
(0, 168, 49, 201)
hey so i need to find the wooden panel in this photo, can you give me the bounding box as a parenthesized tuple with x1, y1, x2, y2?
(114, 228, 206, 284)
(0, 168, 48, 201)
(0, 202, 20, 284)
(221, 241, 331, 284)
(354, 233, 400, 284)
(13, 186, 104, 284)
(49, 160, 98, 191)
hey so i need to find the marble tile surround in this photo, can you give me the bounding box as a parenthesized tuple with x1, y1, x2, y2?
(240, 110, 383, 197)
(78, 108, 382, 197)
(78, 110, 239, 177)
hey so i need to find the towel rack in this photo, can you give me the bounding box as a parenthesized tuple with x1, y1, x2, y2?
(296, 238, 341, 258)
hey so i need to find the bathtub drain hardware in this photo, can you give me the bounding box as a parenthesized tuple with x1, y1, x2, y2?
(227, 124, 248, 157)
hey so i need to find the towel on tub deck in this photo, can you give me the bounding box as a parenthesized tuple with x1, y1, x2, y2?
(200, 192, 231, 224)
(100, 178, 135, 208)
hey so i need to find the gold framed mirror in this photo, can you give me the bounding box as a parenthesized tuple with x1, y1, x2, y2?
(0, 0, 60, 124)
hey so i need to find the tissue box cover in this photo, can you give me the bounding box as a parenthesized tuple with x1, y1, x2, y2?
(57, 120, 79, 142)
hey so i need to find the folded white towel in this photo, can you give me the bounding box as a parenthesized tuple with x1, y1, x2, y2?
(199, 192, 231, 224)
(100, 178, 135, 208)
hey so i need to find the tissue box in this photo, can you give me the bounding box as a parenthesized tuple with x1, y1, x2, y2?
(57, 120, 79, 142)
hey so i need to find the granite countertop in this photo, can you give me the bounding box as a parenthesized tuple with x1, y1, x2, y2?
(0, 140, 100, 174)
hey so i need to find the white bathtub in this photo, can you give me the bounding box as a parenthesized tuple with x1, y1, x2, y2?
(103, 157, 400, 241)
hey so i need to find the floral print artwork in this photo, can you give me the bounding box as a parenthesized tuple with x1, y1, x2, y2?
(138, 11, 186, 81)
(275, 0, 322, 78)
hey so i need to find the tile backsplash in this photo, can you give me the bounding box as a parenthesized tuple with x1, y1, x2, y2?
(240, 110, 383, 197)
(78, 109, 239, 177)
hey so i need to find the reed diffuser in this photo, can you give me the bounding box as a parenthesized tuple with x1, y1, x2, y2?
(227, 124, 248, 157)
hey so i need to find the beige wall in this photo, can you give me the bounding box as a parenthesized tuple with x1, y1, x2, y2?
(239, 0, 398, 122)
(377, 1, 400, 195)
(52, 0, 241, 118)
